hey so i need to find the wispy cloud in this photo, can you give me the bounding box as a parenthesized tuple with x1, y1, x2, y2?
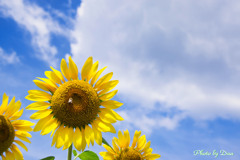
(0, 0, 67, 66)
(0, 47, 20, 64)
(70, 0, 240, 132)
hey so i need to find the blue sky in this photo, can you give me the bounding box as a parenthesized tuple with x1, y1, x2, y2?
(1, 0, 240, 160)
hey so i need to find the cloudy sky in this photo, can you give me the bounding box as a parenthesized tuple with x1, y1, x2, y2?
(1, 0, 240, 159)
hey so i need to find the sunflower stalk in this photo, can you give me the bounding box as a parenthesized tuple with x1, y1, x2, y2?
(68, 144, 73, 160)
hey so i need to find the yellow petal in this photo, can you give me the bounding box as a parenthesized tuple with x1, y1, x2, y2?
(14, 140, 28, 151)
(50, 66, 65, 82)
(12, 120, 35, 127)
(28, 90, 52, 99)
(103, 144, 115, 155)
(100, 100, 123, 109)
(91, 124, 102, 145)
(1, 154, 7, 160)
(33, 114, 53, 132)
(99, 108, 118, 123)
(5, 100, 21, 119)
(84, 125, 95, 147)
(4, 96, 16, 117)
(51, 126, 61, 147)
(136, 135, 147, 150)
(41, 117, 59, 135)
(26, 102, 50, 110)
(88, 61, 99, 81)
(62, 127, 74, 150)
(61, 58, 71, 80)
(112, 138, 119, 153)
(0, 93, 9, 114)
(131, 130, 141, 148)
(38, 77, 57, 87)
(15, 130, 32, 138)
(99, 152, 114, 159)
(95, 118, 116, 133)
(99, 108, 124, 122)
(97, 80, 119, 95)
(117, 130, 124, 148)
(73, 127, 82, 151)
(5, 151, 14, 160)
(91, 66, 107, 86)
(45, 71, 62, 84)
(55, 125, 65, 148)
(30, 109, 52, 119)
(81, 128, 87, 151)
(123, 130, 130, 148)
(25, 94, 51, 102)
(144, 153, 161, 159)
(81, 57, 93, 81)
(141, 141, 151, 155)
(11, 144, 24, 160)
(33, 80, 56, 93)
(15, 134, 31, 143)
(9, 109, 24, 121)
(94, 72, 113, 89)
(99, 90, 118, 101)
(69, 56, 78, 80)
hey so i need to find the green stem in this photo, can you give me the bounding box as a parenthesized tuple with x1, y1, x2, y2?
(68, 144, 73, 160)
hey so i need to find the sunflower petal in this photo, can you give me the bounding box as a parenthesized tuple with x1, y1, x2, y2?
(100, 100, 123, 109)
(11, 144, 24, 160)
(14, 140, 28, 151)
(45, 71, 62, 85)
(50, 66, 65, 82)
(9, 109, 24, 121)
(81, 57, 93, 81)
(73, 127, 82, 151)
(91, 66, 107, 86)
(26, 102, 50, 110)
(30, 109, 52, 120)
(33, 80, 56, 93)
(61, 58, 71, 81)
(94, 72, 113, 89)
(69, 56, 78, 80)
(0, 93, 9, 114)
(131, 130, 141, 148)
(89, 61, 99, 81)
(99, 90, 118, 101)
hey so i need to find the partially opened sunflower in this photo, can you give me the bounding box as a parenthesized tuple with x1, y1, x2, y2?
(100, 130, 160, 160)
(26, 56, 123, 151)
(0, 93, 34, 160)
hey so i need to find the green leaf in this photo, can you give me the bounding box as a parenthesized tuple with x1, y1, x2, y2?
(102, 137, 111, 147)
(73, 150, 78, 156)
(74, 150, 99, 160)
(40, 156, 55, 160)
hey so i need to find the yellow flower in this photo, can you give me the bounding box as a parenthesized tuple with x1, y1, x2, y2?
(0, 93, 34, 160)
(100, 130, 161, 160)
(26, 56, 123, 151)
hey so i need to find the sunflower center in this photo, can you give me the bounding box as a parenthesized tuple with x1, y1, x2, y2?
(0, 115, 15, 155)
(51, 80, 100, 128)
(119, 148, 143, 160)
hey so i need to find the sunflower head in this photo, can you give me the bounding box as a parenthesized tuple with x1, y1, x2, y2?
(0, 115, 15, 155)
(0, 93, 34, 160)
(26, 56, 123, 151)
(100, 130, 161, 160)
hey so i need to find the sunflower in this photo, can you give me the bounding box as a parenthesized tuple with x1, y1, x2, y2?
(26, 56, 123, 151)
(0, 93, 34, 160)
(100, 130, 160, 160)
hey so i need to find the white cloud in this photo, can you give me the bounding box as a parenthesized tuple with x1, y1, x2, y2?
(0, 47, 20, 64)
(0, 0, 67, 66)
(69, 0, 240, 132)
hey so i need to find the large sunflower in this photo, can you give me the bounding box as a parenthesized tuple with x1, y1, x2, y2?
(26, 56, 123, 151)
(0, 93, 34, 160)
(100, 130, 160, 160)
